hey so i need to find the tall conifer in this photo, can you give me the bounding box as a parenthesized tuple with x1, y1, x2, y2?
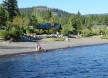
(2, 0, 20, 20)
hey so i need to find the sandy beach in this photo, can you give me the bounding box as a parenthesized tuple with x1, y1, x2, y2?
(0, 36, 108, 56)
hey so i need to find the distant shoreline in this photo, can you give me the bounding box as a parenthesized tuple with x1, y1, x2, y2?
(0, 36, 108, 56)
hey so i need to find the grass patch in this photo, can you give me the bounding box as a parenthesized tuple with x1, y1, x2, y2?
(101, 36, 108, 39)
(42, 38, 65, 41)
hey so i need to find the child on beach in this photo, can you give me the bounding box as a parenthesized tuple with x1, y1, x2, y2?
(36, 43, 42, 52)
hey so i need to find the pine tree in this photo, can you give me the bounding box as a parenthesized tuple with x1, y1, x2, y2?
(43, 10, 52, 22)
(2, 0, 20, 20)
(0, 7, 9, 26)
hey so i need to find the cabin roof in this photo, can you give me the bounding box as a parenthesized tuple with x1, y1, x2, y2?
(39, 23, 61, 29)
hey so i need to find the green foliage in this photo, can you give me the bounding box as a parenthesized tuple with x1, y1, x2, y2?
(0, 7, 9, 26)
(61, 26, 70, 36)
(68, 12, 85, 34)
(8, 27, 22, 40)
(61, 24, 74, 36)
(33, 29, 40, 35)
(25, 27, 34, 35)
(49, 28, 56, 34)
(101, 36, 108, 39)
(20, 6, 71, 18)
(12, 16, 30, 28)
(6, 21, 14, 27)
(31, 6, 71, 23)
(0, 30, 8, 39)
(6, 16, 30, 32)
(30, 15, 38, 26)
(43, 10, 52, 21)
(91, 29, 101, 35)
(25, 27, 31, 35)
(2, 0, 20, 20)
(81, 29, 91, 37)
(14, 6, 108, 36)
(104, 28, 108, 35)
(2, 2, 108, 37)
(39, 30, 48, 34)
(37, 16, 44, 23)
(0, 27, 21, 40)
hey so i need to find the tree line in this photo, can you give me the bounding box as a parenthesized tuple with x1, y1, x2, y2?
(0, 0, 108, 41)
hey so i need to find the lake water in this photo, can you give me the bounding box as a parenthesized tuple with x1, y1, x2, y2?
(0, 44, 108, 78)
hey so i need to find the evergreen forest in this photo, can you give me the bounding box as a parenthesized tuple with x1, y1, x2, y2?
(1, 0, 108, 41)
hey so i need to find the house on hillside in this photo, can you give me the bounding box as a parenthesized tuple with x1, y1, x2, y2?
(39, 22, 62, 34)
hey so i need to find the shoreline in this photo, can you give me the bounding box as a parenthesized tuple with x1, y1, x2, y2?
(0, 43, 108, 57)
(0, 37, 108, 56)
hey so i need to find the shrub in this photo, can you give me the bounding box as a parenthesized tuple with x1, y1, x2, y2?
(0, 31, 8, 39)
(61, 27, 70, 36)
(101, 29, 105, 35)
(8, 30, 20, 40)
(104, 28, 108, 36)
(49, 28, 56, 34)
(34, 30, 40, 35)
(41, 30, 48, 34)
(0, 27, 22, 40)
(25, 27, 31, 35)
(91, 29, 101, 35)
(8, 27, 22, 40)
(101, 36, 108, 39)
(61, 24, 74, 36)
(81, 29, 91, 37)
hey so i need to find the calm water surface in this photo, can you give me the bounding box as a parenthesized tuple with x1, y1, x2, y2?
(0, 44, 108, 78)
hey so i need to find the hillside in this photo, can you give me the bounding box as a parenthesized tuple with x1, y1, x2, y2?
(19, 6, 72, 17)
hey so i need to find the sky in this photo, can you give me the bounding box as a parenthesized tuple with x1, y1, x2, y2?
(0, 0, 108, 15)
